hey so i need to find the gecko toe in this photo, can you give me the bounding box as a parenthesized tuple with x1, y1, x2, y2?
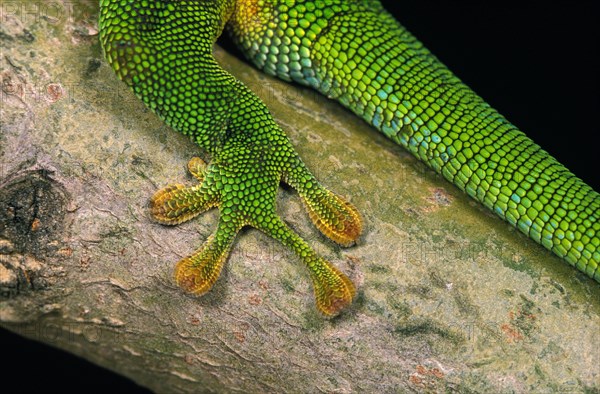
(310, 257, 356, 317)
(174, 223, 238, 294)
(187, 156, 207, 181)
(151, 184, 214, 225)
(302, 188, 363, 247)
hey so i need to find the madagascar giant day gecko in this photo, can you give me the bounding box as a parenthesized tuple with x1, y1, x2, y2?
(99, 0, 599, 316)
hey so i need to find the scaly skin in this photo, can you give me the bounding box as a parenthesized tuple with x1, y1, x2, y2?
(99, 0, 599, 316)
(99, 0, 360, 316)
(229, 0, 599, 280)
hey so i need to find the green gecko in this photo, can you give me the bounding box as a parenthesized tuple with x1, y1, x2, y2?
(99, 0, 599, 316)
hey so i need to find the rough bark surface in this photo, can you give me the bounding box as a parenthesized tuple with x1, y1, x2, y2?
(1, 2, 598, 393)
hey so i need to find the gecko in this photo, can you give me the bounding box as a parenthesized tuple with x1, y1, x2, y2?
(99, 0, 599, 316)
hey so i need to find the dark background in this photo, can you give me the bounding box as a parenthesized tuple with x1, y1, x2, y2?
(385, 1, 599, 191)
(1, 2, 597, 393)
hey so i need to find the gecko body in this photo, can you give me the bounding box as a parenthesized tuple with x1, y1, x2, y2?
(99, 0, 599, 316)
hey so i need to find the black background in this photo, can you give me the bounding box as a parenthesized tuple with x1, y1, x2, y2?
(384, 1, 599, 191)
(1, 2, 597, 393)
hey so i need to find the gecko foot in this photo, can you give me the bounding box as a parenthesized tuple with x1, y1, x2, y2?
(150, 154, 360, 316)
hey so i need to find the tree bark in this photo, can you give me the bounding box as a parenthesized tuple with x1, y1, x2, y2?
(1, 1, 598, 393)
